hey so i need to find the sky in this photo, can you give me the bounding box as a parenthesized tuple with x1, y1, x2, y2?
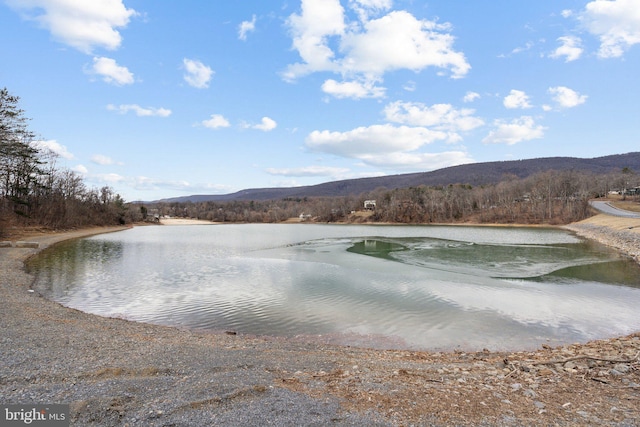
(1, 0, 639, 202)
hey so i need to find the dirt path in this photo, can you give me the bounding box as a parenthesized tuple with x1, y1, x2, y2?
(1, 222, 639, 426)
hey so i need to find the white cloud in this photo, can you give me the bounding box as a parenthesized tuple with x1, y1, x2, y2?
(340, 11, 470, 78)
(581, 0, 640, 58)
(107, 104, 171, 117)
(383, 101, 484, 141)
(548, 86, 588, 108)
(6, 0, 137, 54)
(94, 172, 125, 184)
(183, 58, 214, 89)
(321, 78, 385, 99)
(306, 124, 447, 158)
(510, 41, 534, 55)
(357, 151, 474, 170)
(89, 57, 134, 85)
(248, 117, 277, 131)
(284, 2, 470, 98)
(238, 15, 257, 40)
(463, 91, 480, 103)
(550, 36, 583, 62)
(305, 122, 474, 170)
(561, 9, 574, 18)
(482, 116, 546, 145)
(30, 140, 74, 160)
(305, 98, 482, 171)
(129, 177, 232, 195)
(202, 114, 231, 129)
(73, 164, 88, 175)
(285, 0, 345, 78)
(349, 0, 392, 21)
(91, 154, 115, 165)
(503, 90, 532, 109)
(265, 166, 350, 177)
(403, 80, 416, 92)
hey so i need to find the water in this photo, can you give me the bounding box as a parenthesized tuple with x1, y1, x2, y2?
(27, 224, 640, 351)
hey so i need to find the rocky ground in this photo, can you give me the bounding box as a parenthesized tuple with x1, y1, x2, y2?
(1, 219, 639, 426)
(564, 214, 640, 263)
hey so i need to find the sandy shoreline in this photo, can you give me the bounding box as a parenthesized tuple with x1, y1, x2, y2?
(2, 219, 640, 426)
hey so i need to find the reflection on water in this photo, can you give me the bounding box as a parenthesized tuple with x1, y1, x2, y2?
(27, 224, 640, 351)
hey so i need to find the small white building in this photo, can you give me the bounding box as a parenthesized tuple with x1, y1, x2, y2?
(364, 200, 376, 210)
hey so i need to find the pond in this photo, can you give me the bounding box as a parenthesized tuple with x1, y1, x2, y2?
(27, 224, 640, 351)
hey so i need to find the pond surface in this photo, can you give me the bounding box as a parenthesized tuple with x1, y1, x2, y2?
(27, 224, 640, 351)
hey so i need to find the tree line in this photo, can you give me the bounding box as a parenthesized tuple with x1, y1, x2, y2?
(3, 87, 638, 235)
(0, 88, 127, 237)
(144, 168, 637, 226)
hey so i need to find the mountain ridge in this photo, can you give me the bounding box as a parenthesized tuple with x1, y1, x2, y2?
(155, 152, 640, 203)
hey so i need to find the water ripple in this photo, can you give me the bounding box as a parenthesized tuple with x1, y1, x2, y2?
(27, 224, 640, 351)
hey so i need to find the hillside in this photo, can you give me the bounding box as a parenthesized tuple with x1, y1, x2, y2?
(157, 152, 640, 203)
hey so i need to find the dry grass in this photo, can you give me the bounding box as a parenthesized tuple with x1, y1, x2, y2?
(575, 213, 640, 234)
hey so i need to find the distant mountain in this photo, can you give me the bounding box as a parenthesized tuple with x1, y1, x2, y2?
(155, 152, 640, 203)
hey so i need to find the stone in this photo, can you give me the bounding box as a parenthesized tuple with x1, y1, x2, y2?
(613, 363, 630, 374)
(14, 241, 39, 248)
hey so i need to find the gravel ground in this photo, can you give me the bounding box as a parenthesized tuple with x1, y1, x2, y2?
(564, 214, 640, 263)
(1, 223, 640, 426)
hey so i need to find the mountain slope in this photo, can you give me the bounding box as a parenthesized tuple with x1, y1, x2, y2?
(156, 152, 640, 203)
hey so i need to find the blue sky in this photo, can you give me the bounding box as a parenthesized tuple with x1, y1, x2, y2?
(1, 0, 639, 202)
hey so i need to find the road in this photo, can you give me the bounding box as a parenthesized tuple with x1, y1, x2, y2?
(589, 200, 640, 218)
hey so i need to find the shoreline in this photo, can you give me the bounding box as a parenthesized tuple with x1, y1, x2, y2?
(563, 214, 640, 263)
(2, 220, 640, 425)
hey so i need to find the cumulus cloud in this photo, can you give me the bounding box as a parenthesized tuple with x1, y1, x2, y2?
(580, 0, 640, 58)
(91, 154, 116, 165)
(129, 177, 232, 195)
(305, 122, 474, 170)
(383, 101, 484, 142)
(183, 58, 214, 89)
(550, 36, 583, 62)
(321, 78, 385, 99)
(238, 15, 257, 40)
(285, 0, 345, 76)
(482, 116, 546, 145)
(349, 0, 392, 21)
(304, 98, 482, 171)
(247, 117, 277, 131)
(30, 140, 74, 159)
(202, 114, 231, 129)
(340, 11, 470, 78)
(503, 90, 532, 109)
(265, 166, 350, 177)
(73, 164, 89, 175)
(463, 91, 480, 103)
(357, 151, 474, 170)
(93, 172, 126, 184)
(5, 0, 137, 54)
(548, 86, 588, 108)
(107, 104, 171, 117)
(89, 57, 134, 85)
(306, 124, 448, 159)
(284, 1, 470, 98)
